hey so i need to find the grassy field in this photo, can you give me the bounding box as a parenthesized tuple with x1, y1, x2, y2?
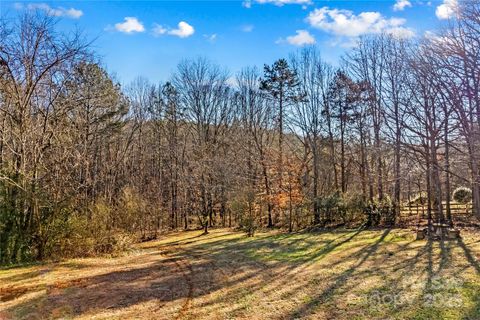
(1, 228, 480, 320)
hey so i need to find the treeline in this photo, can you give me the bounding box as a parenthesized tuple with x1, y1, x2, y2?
(1, 2, 480, 263)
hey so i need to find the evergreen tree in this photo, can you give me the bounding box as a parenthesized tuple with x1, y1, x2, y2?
(260, 59, 302, 195)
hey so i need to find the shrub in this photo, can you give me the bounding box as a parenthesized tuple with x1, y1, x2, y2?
(364, 196, 395, 227)
(241, 214, 257, 237)
(231, 190, 259, 237)
(342, 193, 368, 224)
(93, 232, 134, 255)
(52, 199, 134, 259)
(453, 186, 472, 204)
(318, 192, 342, 224)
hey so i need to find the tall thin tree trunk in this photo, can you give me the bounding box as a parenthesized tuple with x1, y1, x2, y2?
(261, 156, 273, 228)
(426, 146, 432, 231)
(340, 119, 346, 194)
(278, 91, 284, 190)
(375, 127, 384, 201)
(431, 140, 444, 225)
(394, 102, 401, 223)
(312, 143, 320, 224)
(326, 110, 338, 192)
(444, 110, 452, 226)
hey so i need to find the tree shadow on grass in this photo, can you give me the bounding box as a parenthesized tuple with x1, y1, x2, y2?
(5, 229, 337, 319)
(5, 228, 477, 320)
(282, 229, 391, 319)
(143, 231, 229, 250)
(0, 269, 51, 284)
(166, 228, 369, 318)
(457, 237, 480, 275)
(403, 236, 479, 320)
(2, 248, 270, 320)
(456, 237, 480, 320)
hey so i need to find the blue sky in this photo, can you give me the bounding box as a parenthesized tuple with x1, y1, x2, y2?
(0, 0, 455, 84)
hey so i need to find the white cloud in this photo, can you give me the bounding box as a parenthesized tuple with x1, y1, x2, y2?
(424, 30, 443, 42)
(257, 0, 311, 5)
(327, 37, 359, 48)
(393, 0, 412, 11)
(306, 7, 412, 38)
(387, 27, 415, 39)
(204, 34, 217, 42)
(168, 21, 195, 38)
(152, 21, 195, 38)
(241, 24, 254, 32)
(153, 24, 167, 36)
(226, 77, 237, 87)
(242, 0, 252, 8)
(424, 30, 454, 46)
(243, 0, 311, 7)
(19, 3, 83, 19)
(61, 8, 82, 19)
(280, 30, 316, 46)
(115, 17, 145, 34)
(436, 0, 458, 19)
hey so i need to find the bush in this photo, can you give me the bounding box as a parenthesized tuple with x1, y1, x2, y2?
(93, 232, 134, 255)
(231, 190, 258, 237)
(52, 199, 135, 259)
(453, 186, 472, 204)
(364, 196, 395, 227)
(1, 189, 142, 263)
(241, 214, 257, 237)
(342, 193, 368, 224)
(318, 192, 342, 224)
(315, 192, 370, 226)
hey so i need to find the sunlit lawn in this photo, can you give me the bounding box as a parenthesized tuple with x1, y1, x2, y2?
(1, 227, 479, 319)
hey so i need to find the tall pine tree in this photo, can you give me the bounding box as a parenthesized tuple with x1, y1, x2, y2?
(260, 58, 301, 226)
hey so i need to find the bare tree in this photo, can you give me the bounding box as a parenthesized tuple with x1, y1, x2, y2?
(236, 66, 276, 227)
(426, 0, 480, 220)
(0, 14, 89, 261)
(172, 57, 232, 234)
(382, 36, 409, 219)
(290, 47, 332, 224)
(345, 35, 387, 201)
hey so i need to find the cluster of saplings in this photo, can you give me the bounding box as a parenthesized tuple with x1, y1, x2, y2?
(1, 2, 480, 264)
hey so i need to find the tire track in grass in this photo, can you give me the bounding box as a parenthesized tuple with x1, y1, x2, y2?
(162, 240, 232, 319)
(173, 257, 193, 320)
(158, 247, 194, 320)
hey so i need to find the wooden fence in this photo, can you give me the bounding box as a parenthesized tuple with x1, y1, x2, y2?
(399, 202, 473, 225)
(400, 202, 472, 216)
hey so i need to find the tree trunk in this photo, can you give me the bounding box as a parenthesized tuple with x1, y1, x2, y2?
(444, 112, 452, 226)
(393, 103, 401, 223)
(430, 140, 444, 225)
(375, 127, 384, 201)
(312, 143, 320, 224)
(261, 157, 273, 228)
(326, 109, 338, 192)
(340, 118, 346, 194)
(278, 90, 284, 190)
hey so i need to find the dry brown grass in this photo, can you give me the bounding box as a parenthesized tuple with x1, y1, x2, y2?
(1, 228, 480, 319)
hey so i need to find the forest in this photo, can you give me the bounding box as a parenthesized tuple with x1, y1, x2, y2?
(1, 1, 480, 267)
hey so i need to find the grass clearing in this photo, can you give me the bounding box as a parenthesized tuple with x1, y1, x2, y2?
(1, 228, 479, 319)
